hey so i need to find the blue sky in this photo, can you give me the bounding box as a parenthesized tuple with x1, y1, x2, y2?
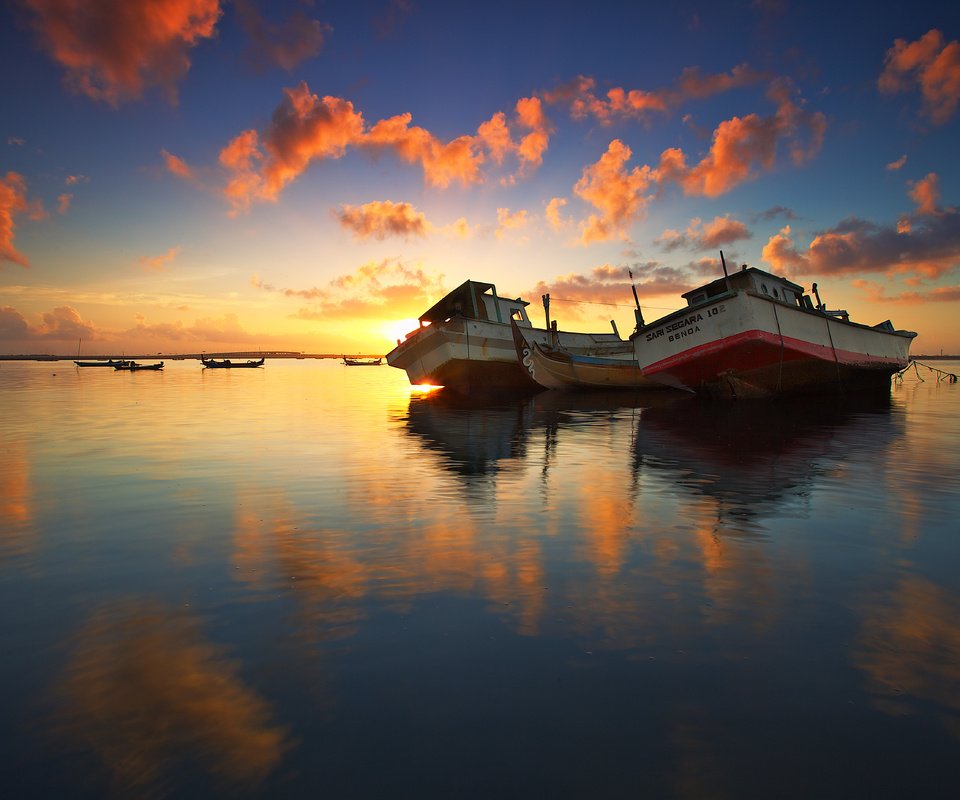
(2, 0, 959, 354)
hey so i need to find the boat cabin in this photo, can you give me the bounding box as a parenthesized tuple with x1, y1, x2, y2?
(417, 280, 534, 328)
(681, 266, 850, 320)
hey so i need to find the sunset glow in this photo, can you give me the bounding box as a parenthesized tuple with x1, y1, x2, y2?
(2, 1, 959, 355)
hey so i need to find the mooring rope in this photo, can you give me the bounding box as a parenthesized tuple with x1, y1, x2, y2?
(895, 360, 959, 383)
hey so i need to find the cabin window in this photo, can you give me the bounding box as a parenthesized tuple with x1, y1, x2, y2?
(511, 308, 523, 320)
(773, 287, 780, 299)
(761, 283, 769, 295)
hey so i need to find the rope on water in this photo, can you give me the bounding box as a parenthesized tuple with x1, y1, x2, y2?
(895, 360, 958, 383)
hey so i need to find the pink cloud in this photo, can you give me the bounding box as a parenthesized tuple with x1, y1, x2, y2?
(57, 193, 72, 214)
(162, 149, 194, 180)
(139, 246, 182, 271)
(762, 211, 960, 282)
(656, 215, 751, 252)
(22, 0, 222, 106)
(879, 29, 960, 125)
(886, 154, 908, 171)
(0, 304, 101, 341)
(909, 173, 940, 216)
(1, 172, 46, 268)
(526, 263, 695, 323)
(851, 279, 960, 305)
(335, 200, 429, 240)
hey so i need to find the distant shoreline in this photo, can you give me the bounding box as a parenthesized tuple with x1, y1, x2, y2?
(0, 352, 384, 362)
(2, 353, 954, 362)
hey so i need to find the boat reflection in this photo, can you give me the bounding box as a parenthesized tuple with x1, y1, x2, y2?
(633, 394, 904, 527)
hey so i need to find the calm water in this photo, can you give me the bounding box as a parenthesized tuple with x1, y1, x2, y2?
(2, 359, 959, 799)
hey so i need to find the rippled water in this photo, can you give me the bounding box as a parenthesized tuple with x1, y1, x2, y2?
(2, 359, 959, 798)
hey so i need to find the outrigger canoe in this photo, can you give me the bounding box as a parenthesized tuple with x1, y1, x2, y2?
(201, 357, 265, 368)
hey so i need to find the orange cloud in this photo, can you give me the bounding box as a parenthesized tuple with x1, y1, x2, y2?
(909, 172, 940, 216)
(219, 129, 264, 215)
(1, 172, 46, 268)
(219, 83, 556, 211)
(57, 193, 72, 214)
(139, 246, 182, 271)
(544, 64, 766, 124)
(22, 0, 222, 106)
(162, 149, 194, 180)
(545, 197, 570, 231)
(256, 259, 446, 321)
(336, 200, 429, 240)
(261, 84, 366, 198)
(495, 207, 529, 240)
(364, 113, 484, 188)
(656, 81, 825, 197)
(514, 96, 551, 172)
(234, 0, 329, 71)
(879, 29, 960, 125)
(441, 217, 473, 239)
(477, 111, 513, 164)
(761, 225, 809, 273)
(573, 140, 656, 243)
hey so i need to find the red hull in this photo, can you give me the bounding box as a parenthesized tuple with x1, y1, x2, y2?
(645, 329, 905, 398)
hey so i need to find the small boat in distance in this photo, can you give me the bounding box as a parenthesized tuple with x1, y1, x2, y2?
(115, 361, 164, 371)
(201, 357, 265, 368)
(75, 359, 132, 367)
(629, 254, 917, 398)
(342, 357, 382, 366)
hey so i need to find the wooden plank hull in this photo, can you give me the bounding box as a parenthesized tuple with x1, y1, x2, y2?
(513, 324, 669, 390)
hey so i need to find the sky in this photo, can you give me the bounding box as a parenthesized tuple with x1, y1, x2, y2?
(1, 0, 959, 356)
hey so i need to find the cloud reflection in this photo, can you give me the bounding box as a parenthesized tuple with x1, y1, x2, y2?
(56, 600, 289, 794)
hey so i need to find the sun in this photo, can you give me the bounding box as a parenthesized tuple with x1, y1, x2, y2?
(380, 318, 422, 347)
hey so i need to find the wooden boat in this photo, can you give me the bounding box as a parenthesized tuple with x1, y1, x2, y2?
(630, 256, 917, 398)
(201, 357, 265, 368)
(115, 361, 164, 371)
(386, 280, 627, 395)
(75, 359, 131, 367)
(512, 320, 668, 391)
(342, 357, 382, 366)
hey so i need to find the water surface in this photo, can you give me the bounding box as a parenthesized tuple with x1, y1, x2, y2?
(2, 359, 959, 798)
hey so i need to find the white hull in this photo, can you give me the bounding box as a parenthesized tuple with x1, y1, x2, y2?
(387, 317, 625, 394)
(633, 289, 915, 398)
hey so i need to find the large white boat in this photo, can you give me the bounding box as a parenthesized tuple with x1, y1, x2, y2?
(386, 280, 628, 395)
(632, 262, 917, 398)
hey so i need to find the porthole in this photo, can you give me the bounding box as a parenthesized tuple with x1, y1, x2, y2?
(761, 283, 769, 294)
(773, 288, 780, 298)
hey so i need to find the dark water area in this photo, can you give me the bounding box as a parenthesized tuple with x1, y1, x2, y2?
(2, 360, 959, 798)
